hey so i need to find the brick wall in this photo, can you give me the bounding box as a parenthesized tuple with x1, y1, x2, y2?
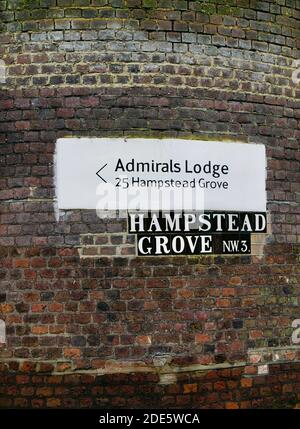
(1, 361, 299, 408)
(0, 0, 300, 408)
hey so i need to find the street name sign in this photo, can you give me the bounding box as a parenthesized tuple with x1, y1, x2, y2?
(55, 138, 266, 212)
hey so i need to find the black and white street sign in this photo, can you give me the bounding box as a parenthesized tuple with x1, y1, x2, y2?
(128, 211, 266, 256)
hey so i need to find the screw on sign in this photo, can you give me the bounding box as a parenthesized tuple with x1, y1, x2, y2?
(292, 59, 300, 85)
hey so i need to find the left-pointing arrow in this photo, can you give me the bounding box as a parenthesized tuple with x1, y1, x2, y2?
(96, 164, 107, 183)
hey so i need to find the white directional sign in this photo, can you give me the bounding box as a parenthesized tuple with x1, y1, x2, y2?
(55, 138, 266, 212)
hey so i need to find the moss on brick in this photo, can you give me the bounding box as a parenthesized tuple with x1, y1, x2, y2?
(195, 0, 242, 15)
(142, 0, 158, 8)
(7, 0, 39, 10)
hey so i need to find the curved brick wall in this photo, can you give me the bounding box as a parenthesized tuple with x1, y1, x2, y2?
(0, 0, 300, 408)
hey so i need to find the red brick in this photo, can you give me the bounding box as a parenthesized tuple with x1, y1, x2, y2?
(241, 378, 253, 388)
(195, 333, 211, 344)
(64, 348, 81, 358)
(225, 402, 239, 409)
(183, 383, 197, 394)
(31, 326, 48, 335)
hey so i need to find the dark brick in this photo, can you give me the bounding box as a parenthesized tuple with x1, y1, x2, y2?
(97, 302, 110, 312)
